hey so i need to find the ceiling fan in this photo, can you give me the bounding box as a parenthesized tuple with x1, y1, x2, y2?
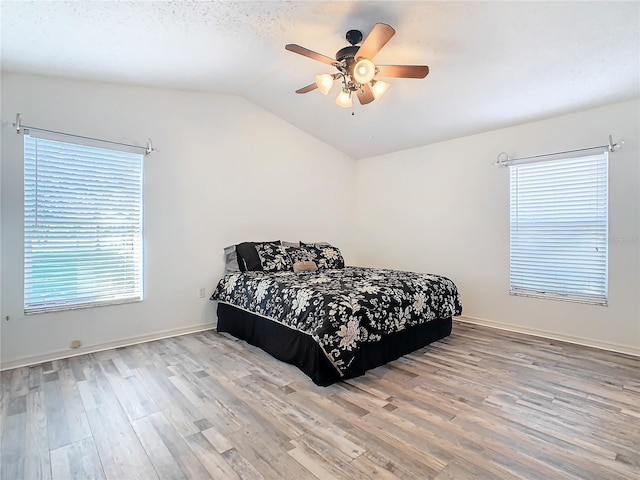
(285, 23, 429, 108)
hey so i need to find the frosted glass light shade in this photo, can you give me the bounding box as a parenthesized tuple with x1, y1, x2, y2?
(371, 80, 390, 100)
(335, 90, 352, 108)
(353, 58, 376, 84)
(315, 74, 334, 95)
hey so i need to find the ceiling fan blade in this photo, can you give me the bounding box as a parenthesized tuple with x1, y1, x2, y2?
(295, 83, 319, 94)
(376, 65, 429, 79)
(356, 83, 375, 105)
(356, 23, 396, 60)
(285, 44, 335, 65)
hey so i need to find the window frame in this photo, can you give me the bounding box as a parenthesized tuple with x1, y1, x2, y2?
(508, 151, 609, 306)
(23, 132, 144, 314)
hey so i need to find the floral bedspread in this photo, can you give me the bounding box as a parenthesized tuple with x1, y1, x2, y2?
(211, 267, 462, 376)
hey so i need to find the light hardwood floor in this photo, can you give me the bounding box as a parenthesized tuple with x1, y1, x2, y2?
(1, 321, 638, 480)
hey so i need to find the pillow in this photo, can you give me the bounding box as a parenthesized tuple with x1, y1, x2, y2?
(255, 243, 293, 272)
(293, 260, 318, 272)
(285, 245, 314, 264)
(236, 241, 281, 271)
(223, 244, 242, 275)
(300, 242, 345, 269)
(282, 241, 300, 248)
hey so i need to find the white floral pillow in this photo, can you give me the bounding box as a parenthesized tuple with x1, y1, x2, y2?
(300, 242, 345, 269)
(285, 246, 314, 264)
(256, 243, 293, 272)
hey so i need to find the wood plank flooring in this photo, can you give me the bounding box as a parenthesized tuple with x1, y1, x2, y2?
(1, 321, 638, 479)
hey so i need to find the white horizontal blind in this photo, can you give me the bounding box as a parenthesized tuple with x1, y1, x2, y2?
(509, 152, 608, 305)
(24, 134, 143, 313)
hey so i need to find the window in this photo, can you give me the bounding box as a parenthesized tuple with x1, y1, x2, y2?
(24, 134, 143, 314)
(509, 151, 608, 305)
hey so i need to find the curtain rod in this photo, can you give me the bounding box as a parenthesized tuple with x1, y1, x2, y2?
(13, 113, 156, 155)
(495, 135, 622, 167)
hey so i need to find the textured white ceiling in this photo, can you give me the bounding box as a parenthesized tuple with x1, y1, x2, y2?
(2, 1, 639, 159)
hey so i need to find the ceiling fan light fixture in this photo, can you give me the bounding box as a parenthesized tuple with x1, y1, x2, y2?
(315, 74, 334, 95)
(371, 79, 390, 100)
(352, 58, 376, 84)
(335, 89, 352, 108)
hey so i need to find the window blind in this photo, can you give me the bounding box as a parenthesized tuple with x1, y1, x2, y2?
(24, 134, 143, 314)
(509, 152, 608, 305)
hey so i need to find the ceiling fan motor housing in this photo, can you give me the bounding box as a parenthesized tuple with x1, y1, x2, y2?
(335, 45, 359, 63)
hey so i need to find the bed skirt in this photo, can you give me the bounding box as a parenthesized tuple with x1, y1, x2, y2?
(216, 302, 453, 386)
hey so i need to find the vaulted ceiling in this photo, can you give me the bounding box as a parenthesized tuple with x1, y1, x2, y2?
(2, 1, 638, 159)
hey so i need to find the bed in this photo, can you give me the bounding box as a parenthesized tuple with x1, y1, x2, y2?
(211, 241, 462, 386)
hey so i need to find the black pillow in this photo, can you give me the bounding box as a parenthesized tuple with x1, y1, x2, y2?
(236, 241, 281, 271)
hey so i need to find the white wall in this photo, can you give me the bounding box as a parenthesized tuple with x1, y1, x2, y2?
(356, 99, 640, 355)
(2, 73, 637, 366)
(0, 73, 356, 367)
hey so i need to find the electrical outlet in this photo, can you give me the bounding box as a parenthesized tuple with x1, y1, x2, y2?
(199, 288, 206, 298)
(71, 339, 81, 349)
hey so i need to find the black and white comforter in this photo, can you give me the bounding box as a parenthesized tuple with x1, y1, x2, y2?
(211, 267, 462, 377)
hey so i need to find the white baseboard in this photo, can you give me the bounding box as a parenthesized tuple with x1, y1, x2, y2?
(455, 315, 640, 357)
(0, 323, 217, 371)
(3, 316, 636, 370)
